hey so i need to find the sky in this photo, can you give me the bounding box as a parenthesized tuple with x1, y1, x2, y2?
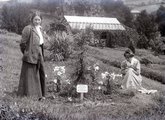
(0, 0, 10, 1)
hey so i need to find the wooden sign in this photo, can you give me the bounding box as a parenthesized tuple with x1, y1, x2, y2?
(76, 84, 88, 93)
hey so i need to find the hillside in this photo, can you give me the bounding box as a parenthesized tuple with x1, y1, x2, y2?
(1, 29, 165, 119)
(131, 4, 165, 13)
(124, 0, 163, 7)
(123, 0, 165, 13)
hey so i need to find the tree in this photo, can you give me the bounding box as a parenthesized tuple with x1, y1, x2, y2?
(32, 0, 62, 14)
(73, 0, 91, 16)
(156, 5, 165, 36)
(135, 10, 158, 49)
(1, 4, 31, 34)
(101, 0, 133, 27)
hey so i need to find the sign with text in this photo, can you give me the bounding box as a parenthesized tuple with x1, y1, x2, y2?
(76, 84, 88, 93)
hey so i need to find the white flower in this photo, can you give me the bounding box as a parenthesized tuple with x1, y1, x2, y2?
(116, 74, 122, 77)
(45, 74, 48, 78)
(110, 72, 115, 80)
(68, 97, 72, 101)
(101, 71, 109, 79)
(101, 73, 106, 79)
(54, 66, 60, 72)
(105, 71, 109, 76)
(109, 73, 123, 80)
(66, 79, 71, 84)
(94, 66, 99, 71)
(93, 63, 99, 71)
(98, 81, 103, 85)
(61, 66, 65, 70)
(60, 66, 65, 73)
(87, 66, 91, 70)
(57, 71, 62, 76)
(98, 86, 101, 90)
(53, 79, 57, 83)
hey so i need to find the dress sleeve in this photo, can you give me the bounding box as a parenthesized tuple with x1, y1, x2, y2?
(136, 60, 141, 74)
(20, 26, 31, 54)
(132, 58, 141, 75)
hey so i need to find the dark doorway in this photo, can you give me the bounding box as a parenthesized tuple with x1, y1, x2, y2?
(100, 32, 107, 47)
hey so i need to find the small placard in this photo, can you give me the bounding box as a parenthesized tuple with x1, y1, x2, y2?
(76, 84, 88, 93)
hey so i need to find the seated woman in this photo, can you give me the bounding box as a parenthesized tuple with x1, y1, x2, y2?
(121, 49, 157, 94)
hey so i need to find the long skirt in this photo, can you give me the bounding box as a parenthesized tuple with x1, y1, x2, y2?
(122, 68, 157, 94)
(18, 61, 45, 98)
(122, 68, 143, 90)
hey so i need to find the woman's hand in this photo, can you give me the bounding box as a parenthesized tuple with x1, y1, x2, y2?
(128, 65, 137, 71)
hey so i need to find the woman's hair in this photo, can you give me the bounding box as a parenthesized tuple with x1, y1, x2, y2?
(30, 11, 43, 22)
(124, 48, 134, 58)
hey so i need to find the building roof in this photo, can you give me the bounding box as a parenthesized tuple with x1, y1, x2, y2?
(64, 15, 125, 31)
(131, 10, 140, 14)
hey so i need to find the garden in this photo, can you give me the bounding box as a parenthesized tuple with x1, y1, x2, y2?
(0, 27, 165, 119)
(0, 0, 165, 119)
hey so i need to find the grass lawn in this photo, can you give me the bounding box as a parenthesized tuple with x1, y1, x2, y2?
(1, 31, 165, 119)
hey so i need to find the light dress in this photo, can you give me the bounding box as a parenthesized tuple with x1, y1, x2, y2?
(121, 57, 157, 94)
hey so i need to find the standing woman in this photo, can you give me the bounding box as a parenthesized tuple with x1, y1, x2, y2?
(18, 12, 46, 100)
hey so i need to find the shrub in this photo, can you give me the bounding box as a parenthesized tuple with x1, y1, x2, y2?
(135, 10, 158, 48)
(48, 33, 72, 61)
(96, 57, 165, 84)
(140, 54, 165, 65)
(153, 37, 165, 54)
(137, 34, 149, 49)
(47, 22, 73, 61)
(152, 92, 165, 115)
(128, 40, 136, 54)
(0, 103, 50, 120)
(0, 29, 8, 34)
(140, 57, 153, 66)
(107, 27, 139, 48)
(1, 3, 31, 34)
(141, 66, 165, 83)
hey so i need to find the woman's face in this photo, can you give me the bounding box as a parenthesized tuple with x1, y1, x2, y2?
(32, 16, 41, 26)
(124, 53, 131, 61)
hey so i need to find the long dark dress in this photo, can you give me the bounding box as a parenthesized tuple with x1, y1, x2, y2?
(18, 61, 42, 98)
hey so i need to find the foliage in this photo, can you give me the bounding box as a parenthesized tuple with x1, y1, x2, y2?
(128, 40, 136, 54)
(106, 30, 137, 48)
(78, 27, 104, 47)
(156, 5, 165, 36)
(1, 30, 165, 120)
(97, 56, 165, 84)
(0, 103, 49, 120)
(56, 30, 123, 98)
(1, 3, 31, 34)
(70, 31, 88, 85)
(73, 0, 91, 16)
(48, 34, 72, 61)
(141, 66, 165, 83)
(31, 0, 63, 14)
(135, 10, 158, 49)
(47, 19, 73, 61)
(101, 0, 134, 27)
(33, 0, 133, 27)
(153, 93, 165, 115)
(137, 34, 149, 49)
(152, 37, 165, 54)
